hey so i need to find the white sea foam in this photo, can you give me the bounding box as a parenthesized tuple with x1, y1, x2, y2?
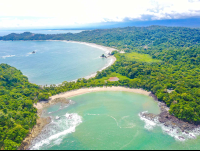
(30, 113, 82, 150)
(159, 124, 198, 141)
(139, 111, 200, 142)
(26, 50, 37, 56)
(138, 111, 157, 131)
(1, 55, 15, 59)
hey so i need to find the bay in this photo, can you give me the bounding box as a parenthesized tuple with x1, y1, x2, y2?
(0, 41, 111, 85)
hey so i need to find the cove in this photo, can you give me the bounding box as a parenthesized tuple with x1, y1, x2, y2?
(29, 91, 200, 150)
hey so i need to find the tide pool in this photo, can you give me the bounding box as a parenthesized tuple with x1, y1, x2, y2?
(29, 91, 200, 150)
(0, 41, 111, 85)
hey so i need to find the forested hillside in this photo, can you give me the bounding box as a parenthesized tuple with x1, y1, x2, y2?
(0, 64, 50, 150)
(1, 26, 200, 49)
(0, 25, 200, 149)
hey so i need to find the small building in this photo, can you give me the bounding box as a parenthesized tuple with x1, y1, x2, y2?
(108, 77, 119, 82)
(119, 50, 125, 54)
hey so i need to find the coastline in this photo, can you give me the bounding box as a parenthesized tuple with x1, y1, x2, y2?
(56, 40, 117, 80)
(64, 40, 116, 54)
(32, 86, 200, 144)
(37, 40, 117, 83)
(1, 40, 117, 84)
(21, 86, 153, 150)
(20, 98, 71, 150)
(34, 86, 153, 110)
(19, 109, 51, 150)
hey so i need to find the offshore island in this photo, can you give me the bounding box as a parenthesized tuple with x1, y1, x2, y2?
(0, 26, 200, 150)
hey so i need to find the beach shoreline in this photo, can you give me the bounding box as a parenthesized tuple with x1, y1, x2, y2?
(55, 40, 117, 80)
(34, 86, 154, 110)
(1, 40, 117, 84)
(21, 86, 154, 150)
(36, 40, 117, 84)
(32, 86, 200, 144)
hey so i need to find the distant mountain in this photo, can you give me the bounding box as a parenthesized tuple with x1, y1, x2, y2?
(60, 17, 200, 30)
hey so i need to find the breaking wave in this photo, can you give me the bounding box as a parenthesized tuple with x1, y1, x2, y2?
(138, 111, 157, 130)
(139, 111, 200, 142)
(30, 113, 82, 150)
(1, 55, 15, 59)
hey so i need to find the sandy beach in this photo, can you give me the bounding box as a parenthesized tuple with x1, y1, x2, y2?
(63, 41, 117, 79)
(34, 86, 152, 110)
(26, 86, 153, 150)
(84, 55, 116, 79)
(44, 40, 117, 80)
(66, 40, 116, 54)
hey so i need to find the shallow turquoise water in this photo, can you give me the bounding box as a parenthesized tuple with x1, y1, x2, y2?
(29, 91, 200, 150)
(0, 41, 111, 85)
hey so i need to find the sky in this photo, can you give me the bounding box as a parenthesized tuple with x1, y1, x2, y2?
(0, 0, 200, 29)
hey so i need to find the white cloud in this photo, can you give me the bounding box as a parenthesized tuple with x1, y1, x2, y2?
(0, 0, 200, 28)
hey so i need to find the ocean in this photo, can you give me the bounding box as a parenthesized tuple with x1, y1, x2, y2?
(29, 91, 200, 150)
(0, 40, 111, 85)
(0, 29, 84, 36)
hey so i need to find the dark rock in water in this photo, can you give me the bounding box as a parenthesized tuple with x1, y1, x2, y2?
(100, 54, 107, 58)
(178, 136, 185, 140)
(140, 95, 199, 132)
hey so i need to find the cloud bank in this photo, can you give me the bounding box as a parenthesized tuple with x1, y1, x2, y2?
(0, 0, 200, 29)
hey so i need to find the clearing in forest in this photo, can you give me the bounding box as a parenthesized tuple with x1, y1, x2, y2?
(123, 52, 161, 63)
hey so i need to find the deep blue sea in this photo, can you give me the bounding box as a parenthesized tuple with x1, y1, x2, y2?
(0, 41, 111, 85)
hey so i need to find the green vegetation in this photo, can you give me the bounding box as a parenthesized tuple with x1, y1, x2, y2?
(120, 52, 161, 63)
(0, 64, 50, 150)
(97, 72, 130, 81)
(0, 25, 200, 149)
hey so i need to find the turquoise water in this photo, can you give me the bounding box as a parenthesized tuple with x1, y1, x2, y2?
(0, 30, 84, 36)
(29, 91, 200, 150)
(0, 41, 111, 85)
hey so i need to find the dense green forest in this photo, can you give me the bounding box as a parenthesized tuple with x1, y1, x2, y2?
(0, 64, 51, 150)
(1, 26, 200, 49)
(0, 25, 200, 149)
